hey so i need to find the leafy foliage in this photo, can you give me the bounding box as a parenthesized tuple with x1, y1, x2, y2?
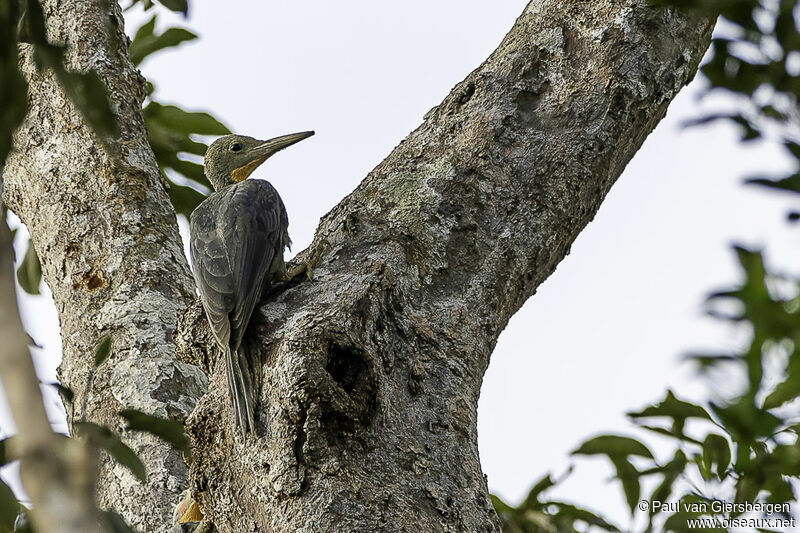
(495, 2, 800, 531)
(128, 13, 229, 218)
(496, 250, 800, 531)
(492, 472, 619, 533)
(128, 15, 196, 66)
(655, 0, 800, 213)
(573, 436, 655, 514)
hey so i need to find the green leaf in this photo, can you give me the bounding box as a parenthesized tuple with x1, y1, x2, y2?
(763, 476, 794, 505)
(141, 98, 227, 208)
(144, 106, 208, 155)
(769, 444, 800, 477)
(629, 390, 712, 422)
(664, 510, 725, 532)
(16, 239, 41, 295)
(168, 180, 207, 217)
(13, 508, 34, 533)
(701, 434, 731, 480)
(610, 456, 641, 514)
(683, 113, 760, 141)
(735, 474, 760, 504)
(93, 334, 113, 367)
(711, 399, 782, 443)
(0, 0, 28, 165)
(0, 439, 8, 469)
(168, 159, 209, 188)
(132, 15, 156, 43)
(650, 450, 686, 510)
(544, 501, 620, 531)
(695, 451, 712, 481)
(573, 436, 652, 514)
(683, 351, 738, 369)
(156, 0, 188, 15)
(520, 473, 555, 510)
(638, 424, 703, 445)
(746, 174, 800, 196)
(124, 0, 156, 12)
(119, 409, 190, 454)
(75, 422, 146, 482)
(572, 435, 654, 459)
(100, 510, 139, 533)
(148, 104, 229, 135)
(784, 141, 800, 160)
(628, 390, 712, 436)
(764, 368, 800, 409)
(49, 382, 75, 404)
(60, 70, 118, 137)
(129, 26, 197, 65)
(490, 494, 515, 516)
(0, 478, 17, 532)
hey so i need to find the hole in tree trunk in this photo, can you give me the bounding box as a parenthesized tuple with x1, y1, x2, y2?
(323, 343, 378, 441)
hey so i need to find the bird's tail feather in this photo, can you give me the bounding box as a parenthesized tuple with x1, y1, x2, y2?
(225, 345, 255, 433)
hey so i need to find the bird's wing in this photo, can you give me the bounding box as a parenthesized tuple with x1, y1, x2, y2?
(223, 181, 284, 349)
(190, 198, 236, 348)
(190, 180, 286, 351)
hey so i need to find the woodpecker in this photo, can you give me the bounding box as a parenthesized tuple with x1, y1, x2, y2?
(189, 131, 313, 433)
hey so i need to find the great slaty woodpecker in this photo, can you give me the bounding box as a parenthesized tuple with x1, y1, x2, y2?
(190, 131, 313, 433)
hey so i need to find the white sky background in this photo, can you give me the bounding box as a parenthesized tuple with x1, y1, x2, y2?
(6, 0, 800, 528)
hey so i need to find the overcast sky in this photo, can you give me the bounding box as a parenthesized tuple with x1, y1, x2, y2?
(7, 1, 800, 528)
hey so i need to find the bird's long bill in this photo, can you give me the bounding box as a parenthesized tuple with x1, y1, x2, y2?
(231, 131, 315, 182)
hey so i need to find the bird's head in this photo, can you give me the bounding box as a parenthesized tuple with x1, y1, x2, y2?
(203, 131, 314, 191)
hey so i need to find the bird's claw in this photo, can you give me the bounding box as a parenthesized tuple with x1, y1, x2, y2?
(285, 239, 330, 282)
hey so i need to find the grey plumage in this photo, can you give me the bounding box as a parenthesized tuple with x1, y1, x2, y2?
(189, 132, 313, 433)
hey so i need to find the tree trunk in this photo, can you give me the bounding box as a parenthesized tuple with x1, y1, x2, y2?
(2, 0, 711, 532)
(2, 1, 205, 530)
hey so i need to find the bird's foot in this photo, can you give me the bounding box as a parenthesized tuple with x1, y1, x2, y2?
(285, 239, 330, 282)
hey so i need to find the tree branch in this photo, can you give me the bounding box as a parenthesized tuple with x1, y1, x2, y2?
(180, 1, 713, 532)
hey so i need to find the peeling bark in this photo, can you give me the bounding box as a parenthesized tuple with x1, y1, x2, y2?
(177, 2, 713, 532)
(2, 0, 712, 532)
(2, 1, 203, 531)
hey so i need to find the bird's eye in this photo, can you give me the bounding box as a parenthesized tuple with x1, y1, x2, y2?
(230, 142, 242, 152)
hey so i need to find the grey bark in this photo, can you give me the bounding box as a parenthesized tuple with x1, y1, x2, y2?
(2, 1, 205, 531)
(2, 0, 711, 532)
(177, 2, 712, 532)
